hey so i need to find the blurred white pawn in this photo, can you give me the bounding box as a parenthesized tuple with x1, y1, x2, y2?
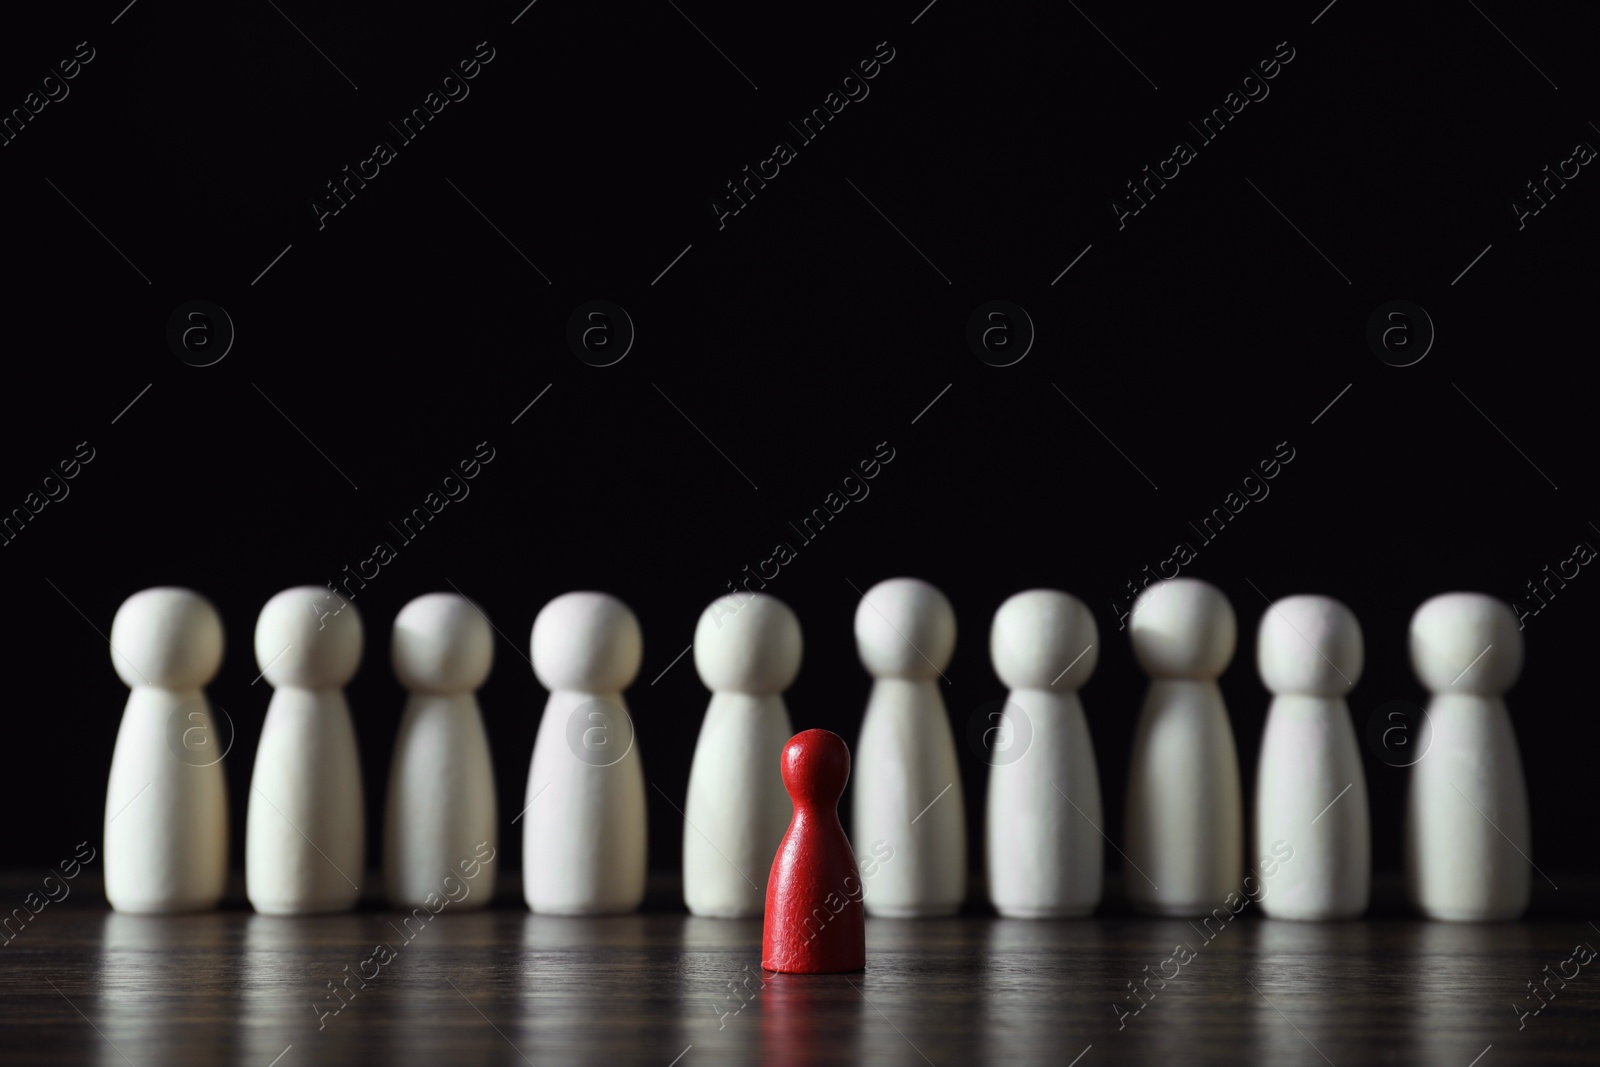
(1253, 594, 1370, 920)
(104, 588, 229, 913)
(1405, 593, 1531, 920)
(385, 593, 498, 910)
(1123, 578, 1243, 915)
(853, 577, 966, 917)
(522, 592, 647, 914)
(245, 587, 365, 915)
(985, 589, 1103, 918)
(682, 593, 799, 917)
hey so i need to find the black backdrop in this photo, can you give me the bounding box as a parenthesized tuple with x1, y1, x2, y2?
(2, 0, 1596, 883)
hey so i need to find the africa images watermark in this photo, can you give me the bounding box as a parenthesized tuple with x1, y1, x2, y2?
(1509, 134, 1596, 231)
(709, 40, 897, 230)
(311, 41, 497, 230)
(1111, 40, 1297, 230)
(1, 841, 97, 947)
(0, 40, 96, 148)
(1514, 937, 1596, 1030)
(1113, 839, 1296, 1030)
(1, 441, 96, 548)
(313, 841, 497, 1030)
(318, 440, 497, 614)
(710, 440, 897, 627)
(1511, 532, 1595, 629)
(1110, 440, 1296, 630)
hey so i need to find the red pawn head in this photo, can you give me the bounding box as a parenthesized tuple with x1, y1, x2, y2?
(780, 728, 850, 808)
(762, 730, 866, 974)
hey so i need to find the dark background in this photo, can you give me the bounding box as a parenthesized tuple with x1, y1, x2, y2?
(2, 0, 1595, 884)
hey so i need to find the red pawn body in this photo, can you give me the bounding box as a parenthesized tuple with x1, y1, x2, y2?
(762, 729, 866, 974)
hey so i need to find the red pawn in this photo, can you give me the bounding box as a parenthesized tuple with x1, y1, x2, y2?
(762, 729, 866, 974)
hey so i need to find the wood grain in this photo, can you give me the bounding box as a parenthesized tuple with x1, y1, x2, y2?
(1, 874, 1596, 1065)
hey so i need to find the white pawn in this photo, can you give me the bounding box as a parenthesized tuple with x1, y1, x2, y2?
(985, 590, 1103, 918)
(1405, 593, 1531, 920)
(523, 592, 647, 914)
(853, 577, 966, 917)
(1124, 578, 1243, 915)
(104, 588, 229, 913)
(245, 587, 365, 914)
(1253, 594, 1370, 920)
(682, 593, 799, 917)
(385, 593, 498, 910)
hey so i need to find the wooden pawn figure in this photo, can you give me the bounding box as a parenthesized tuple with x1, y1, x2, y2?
(683, 593, 799, 917)
(763, 729, 865, 973)
(523, 592, 647, 914)
(1123, 578, 1243, 915)
(1253, 594, 1370, 920)
(852, 577, 966, 917)
(985, 589, 1103, 918)
(245, 586, 365, 914)
(104, 588, 229, 913)
(385, 592, 498, 909)
(1405, 592, 1531, 920)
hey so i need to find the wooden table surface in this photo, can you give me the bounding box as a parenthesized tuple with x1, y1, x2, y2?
(3, 874, 1596, 1066)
